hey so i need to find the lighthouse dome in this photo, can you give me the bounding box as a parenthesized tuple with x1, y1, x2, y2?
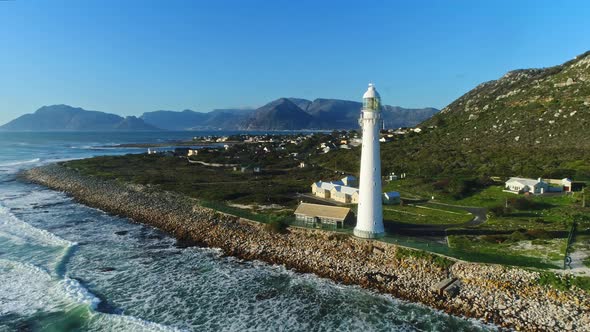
(362, 83, 381, 111)
(363, 83, 380, 99)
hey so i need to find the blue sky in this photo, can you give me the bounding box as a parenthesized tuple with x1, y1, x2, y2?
(1, 0, 589, 124)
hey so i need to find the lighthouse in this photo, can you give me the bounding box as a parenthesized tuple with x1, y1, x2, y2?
(354, 83, 385, 239)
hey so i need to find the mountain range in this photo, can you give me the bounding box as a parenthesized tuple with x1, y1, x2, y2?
(140, 98, 439, 130)
(0, 105, 159, 131)
(1, 99, 439, 131)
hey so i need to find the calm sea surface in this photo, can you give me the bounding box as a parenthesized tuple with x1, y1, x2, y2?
(0, 131, 494, 331)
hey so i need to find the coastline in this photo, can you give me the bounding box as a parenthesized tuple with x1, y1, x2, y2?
(21, 164, 590, 331)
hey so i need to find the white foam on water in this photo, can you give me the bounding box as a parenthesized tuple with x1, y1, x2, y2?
(0, 204, 75, 248)
(59, 277, 102, 310)
(88, 313, 188, 332)
(0, 259, 63, 316)
(0, 158, 41, 167)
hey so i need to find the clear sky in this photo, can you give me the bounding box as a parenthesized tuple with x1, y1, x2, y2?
(1, 0, 589, 124)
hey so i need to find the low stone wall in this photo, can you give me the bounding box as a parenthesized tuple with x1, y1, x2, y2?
(22, 164, 590, 331)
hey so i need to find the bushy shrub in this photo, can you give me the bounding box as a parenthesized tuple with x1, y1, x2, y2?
(526, 229, 553, 239)
(508, 230, 531, 242)
(508, 197, 536, 210)
(489, 204, 511, 217)
(265, 218, 289, 234)
(481, 234, 507, 243)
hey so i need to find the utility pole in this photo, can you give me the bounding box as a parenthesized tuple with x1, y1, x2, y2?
(583, 188, 586, 208)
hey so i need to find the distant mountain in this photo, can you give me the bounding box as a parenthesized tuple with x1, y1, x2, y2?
(382, 106, 440, 129)
(140, 108, 256, 130)
(2, 99, 439, 132)
(140, 110, 209, 131)
(241, 98, 313, 130)
(0, 105, 159, 131)
(140, 99, 438, 131)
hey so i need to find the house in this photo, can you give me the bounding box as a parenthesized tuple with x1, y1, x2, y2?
(386, 172, 398, 181)
(331, 185, 360, 204)
(311, 176, 359, 203)
(147, 148, 157, 155)
(188, 149, 199, 156)
(383, 191, 401, 205)
(240, 165, 262, 173)
(505, 177, 549, 194)
(349, 138, 362, 147)
(340, 175, 358, 187)
(174, 147, 191, 156)
(299, 161, 308, 168)
(311, 181, 336, 199)
(294, 202, 354, 228)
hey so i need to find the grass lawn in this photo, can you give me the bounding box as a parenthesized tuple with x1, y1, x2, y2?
(382, 178, 431, 200)
(383, 204, 472, 225)
(448, 235, 566, 267)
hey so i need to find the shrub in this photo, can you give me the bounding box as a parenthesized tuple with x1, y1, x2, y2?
(489, 204, 511, 217)
(394, 247, 453, 269)
(508, 197, 545, 210)
(526, 229, 553, 239)
(481, 234, 508, 243)
(539, 273, 590, 293)
(508, 230, 531, 242)
(265, 218, 289, 234)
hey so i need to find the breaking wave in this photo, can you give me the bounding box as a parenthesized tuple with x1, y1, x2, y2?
(0, 158, 40, 167)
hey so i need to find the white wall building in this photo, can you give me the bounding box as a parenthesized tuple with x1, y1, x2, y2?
(505, 177, 549, 194)
(354, 84, 385, 239)
(383, 191, 401, 205)
(311, 177, 359, 204)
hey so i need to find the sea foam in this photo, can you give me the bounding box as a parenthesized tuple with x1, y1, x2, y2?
(0, 204, 75, 248)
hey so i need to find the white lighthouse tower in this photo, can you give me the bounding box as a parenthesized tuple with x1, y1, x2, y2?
(354, 83, 384, 239)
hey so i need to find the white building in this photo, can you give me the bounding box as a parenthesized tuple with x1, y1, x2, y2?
(294, 202, 354, 229)
(383, 191, 401, 205)
(311, 177, 360, 204)
(505, 177, 549, 194)
(354, 84, 385, 239)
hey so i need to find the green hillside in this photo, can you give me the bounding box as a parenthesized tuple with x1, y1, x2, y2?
(318, 51, 590, 182)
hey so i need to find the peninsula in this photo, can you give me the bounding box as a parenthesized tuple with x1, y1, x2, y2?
(22, 163, 589, 331)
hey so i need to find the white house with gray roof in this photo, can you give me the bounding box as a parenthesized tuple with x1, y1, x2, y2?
(505, 177, 549, 194)
(311, 176, 359, 203)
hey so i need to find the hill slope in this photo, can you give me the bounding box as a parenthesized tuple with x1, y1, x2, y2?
(319, 51, 590, 180)
(0, 105, 159, 131)
(425, 51, 590, 149)
(241, 98, 313, 130)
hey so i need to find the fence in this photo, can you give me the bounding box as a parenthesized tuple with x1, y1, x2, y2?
(564, 221, 577, 269)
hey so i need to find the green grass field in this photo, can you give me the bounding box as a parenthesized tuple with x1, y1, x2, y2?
(383, 204, 472, 225)
(448, 235, 566, 267)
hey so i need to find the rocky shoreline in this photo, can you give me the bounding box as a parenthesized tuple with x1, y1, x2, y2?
(22, 164, 590, 331)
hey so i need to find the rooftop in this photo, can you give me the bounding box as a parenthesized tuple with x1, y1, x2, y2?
(294, 202, 352, 220)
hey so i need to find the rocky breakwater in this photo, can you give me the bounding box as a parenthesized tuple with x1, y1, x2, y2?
(22, 164, 590, 331)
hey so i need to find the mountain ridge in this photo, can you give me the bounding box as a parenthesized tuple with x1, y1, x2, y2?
(1, 100, 439, 131)
(0, 105, 159, 131)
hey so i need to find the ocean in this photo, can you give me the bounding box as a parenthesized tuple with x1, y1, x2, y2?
(0, 131, 494, 331)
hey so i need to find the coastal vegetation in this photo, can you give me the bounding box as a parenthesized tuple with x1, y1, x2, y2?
(22, 164, 590, 331)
